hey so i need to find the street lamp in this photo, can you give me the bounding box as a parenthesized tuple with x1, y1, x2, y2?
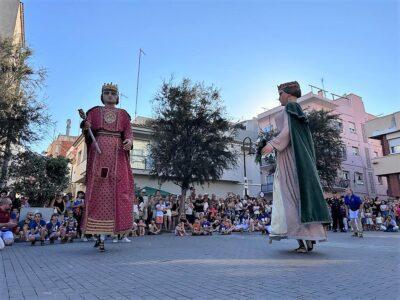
(242, 136, 255, 198)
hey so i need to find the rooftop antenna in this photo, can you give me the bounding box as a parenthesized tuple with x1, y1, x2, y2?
(321, 78, 325, 97)
(134, 48, 146, 121)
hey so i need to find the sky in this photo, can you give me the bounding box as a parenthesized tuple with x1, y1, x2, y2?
(23, 0, 400, 152)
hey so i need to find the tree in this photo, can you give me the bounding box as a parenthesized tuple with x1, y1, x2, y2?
(256, 109, 344, 190)
(0, 38, 50, 188)
(307, 109, 345, 190)
(9, 151, 70, 207)
(149, 78, 242, 216)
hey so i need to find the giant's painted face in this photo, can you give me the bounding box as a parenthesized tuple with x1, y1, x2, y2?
(102, 89, 118, 105)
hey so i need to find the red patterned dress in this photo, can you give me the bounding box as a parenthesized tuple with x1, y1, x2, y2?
(82, 106, 134, 235)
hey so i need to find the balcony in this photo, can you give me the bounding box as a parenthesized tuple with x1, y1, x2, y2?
(371, 154, 400, 176)
(261, 183, 273, 194)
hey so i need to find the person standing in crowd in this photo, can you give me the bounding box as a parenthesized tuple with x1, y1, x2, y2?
(50, 194, 65, 216)
(72, 191, 87, 240)
(185, 197, 194, 224)
(0, 198, 17, 250)
(331, 196, 345, 232)
(344, 188, 363, 238)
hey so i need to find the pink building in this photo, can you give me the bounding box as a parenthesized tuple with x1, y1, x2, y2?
(257, 91, 388, 198)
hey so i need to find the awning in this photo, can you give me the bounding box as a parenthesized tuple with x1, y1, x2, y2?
(136, 186, 172, 197)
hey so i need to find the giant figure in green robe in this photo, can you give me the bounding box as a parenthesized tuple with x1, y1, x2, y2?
(262, 81, 331, 253)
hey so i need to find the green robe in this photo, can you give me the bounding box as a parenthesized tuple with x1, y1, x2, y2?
(286, 102, 332, 224)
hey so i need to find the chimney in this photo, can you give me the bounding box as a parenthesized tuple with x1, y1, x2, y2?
(66, 119, 71, 136)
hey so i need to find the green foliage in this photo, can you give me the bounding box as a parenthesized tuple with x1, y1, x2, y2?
(9, 151, 70, 207)
(149, 78, 241, 194)
(256, 109, 344, 189)
(0, 38, 50, 187)
(255, 128, 278, 165)
(307, 109, 344, 190)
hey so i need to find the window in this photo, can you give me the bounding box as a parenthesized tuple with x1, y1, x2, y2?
(77, 151, 82, 163)
(342, 170, 350, 180)
(388, 137, 400, 154)
(378, 176, 383, 185)
(266, 174, 274, 184)
(349, 122, 356, 133)
(333, 120, 343, 133)
(341, 146, 347, 160)
(351, 146, 359, 156)
(355, 172, 364, 185)
(131, 140, 151, 170)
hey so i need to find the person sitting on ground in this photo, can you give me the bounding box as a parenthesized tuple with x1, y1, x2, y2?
(375, 213, 384, 231)
(148, 220, 161, 235)
(46, 213, 61, 244)
(138, 219, 146, 236)
(175, 221, 187, 236)
(16, 212, 33, 241)
(192, 218, 203, 236)
(28, 212, 47, 246)
(220, 216, 234, 235)
(132, 220, 138, 237)
(61, 211, 77, 243)
(0, 198, 17, 249)
(381, 216, 399, 232)
(200, 216, 212, 235)
(211, 215, 222, 232)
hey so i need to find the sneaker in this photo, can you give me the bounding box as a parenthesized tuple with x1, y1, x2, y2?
(82, 237, 88, 242)
(121, 237, 131, 243)
(99, 241, 105, 252)
(112, 238, 118, 243)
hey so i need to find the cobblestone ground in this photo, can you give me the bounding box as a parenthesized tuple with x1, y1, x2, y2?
(0, 231, 399, 299)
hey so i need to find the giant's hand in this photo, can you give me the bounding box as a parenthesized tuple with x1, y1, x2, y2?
(123, 139, 133, 151)
(261, 143, 274, 156)
(82, 121, 91, 131)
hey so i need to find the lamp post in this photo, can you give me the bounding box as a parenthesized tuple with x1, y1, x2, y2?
(242, 136, 255, 198)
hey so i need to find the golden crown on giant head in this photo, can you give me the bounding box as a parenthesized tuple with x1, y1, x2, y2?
(101, 82, 119, 94)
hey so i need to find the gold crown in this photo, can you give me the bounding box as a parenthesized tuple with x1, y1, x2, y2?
(102, 82, 119, 93)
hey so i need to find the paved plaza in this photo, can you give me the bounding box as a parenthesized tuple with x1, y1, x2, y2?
(0, 231, 399, 299)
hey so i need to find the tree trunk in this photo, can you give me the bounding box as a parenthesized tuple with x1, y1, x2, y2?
(180, 187, 187, 219)
(0, 139, 12, 188)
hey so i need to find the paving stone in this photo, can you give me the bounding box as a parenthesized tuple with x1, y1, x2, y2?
(0, 232, 399, 299)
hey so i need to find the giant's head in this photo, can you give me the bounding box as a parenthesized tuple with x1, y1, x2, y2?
(277, 81, 301, 106)
(101, 82, 119, 105)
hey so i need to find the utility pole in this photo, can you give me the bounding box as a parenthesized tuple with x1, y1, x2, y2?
(134, 48, 146, 121)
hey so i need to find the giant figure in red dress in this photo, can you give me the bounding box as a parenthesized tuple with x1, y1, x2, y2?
(81, 83, 134, 252)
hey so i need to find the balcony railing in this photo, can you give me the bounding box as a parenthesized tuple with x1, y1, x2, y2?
(261, 183, 273, 193)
